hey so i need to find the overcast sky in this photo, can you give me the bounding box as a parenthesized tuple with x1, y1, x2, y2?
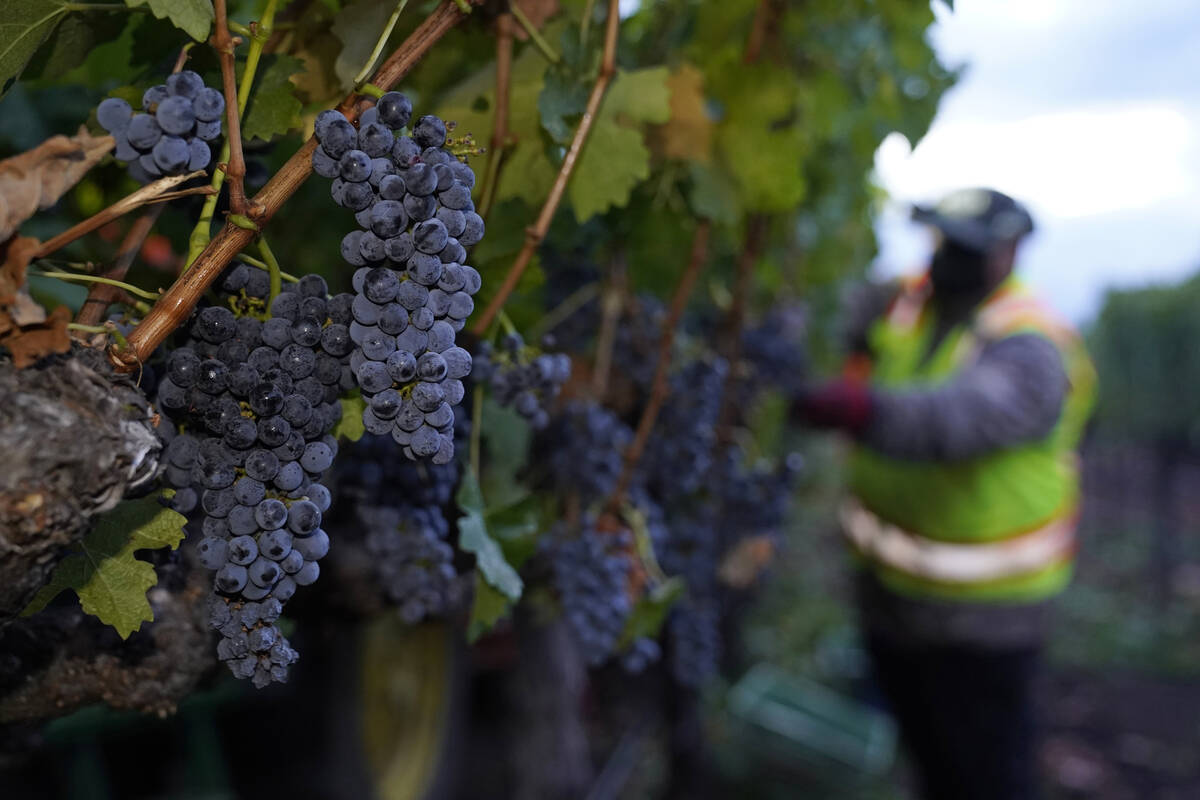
(872, 0, 1200, 323)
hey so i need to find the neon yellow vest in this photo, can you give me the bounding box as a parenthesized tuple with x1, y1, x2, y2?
(846, 275, 1097, 603)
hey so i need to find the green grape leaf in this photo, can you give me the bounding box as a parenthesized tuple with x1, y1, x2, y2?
(485, 495, 544, 570)
(480, 398, 532, 509)
(334, 390, 366, 442)
(22, 9, 129, 84)
(435, 26, 562, 207)
(467, 573, 512, 642)
(455, 470, 524, 601)
(332, 0, 396, 91)
(242, 54, 305, 142)
(617, 577, 685, 649)
(603, 66, 671, 126)
(688, 162, 741, 225)
(714, 64, 808, 212)
(568, 67, 670, 222)
(125, 0, 213, 42)
(22, 494, 187, 639)
(568, 118, 649, 222)
(0, 0, 71, 98)
(538, 65, 588, 144)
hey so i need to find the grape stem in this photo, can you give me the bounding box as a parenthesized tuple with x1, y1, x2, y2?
(186, 0, 279, 268)
(236, 253, 300, 283)
(476, 11, 514, 221)
(510, 3, 560, 65)
(526, 281, 598, 342)
(714, 215, 768, 445)
(34, 271, 160, 301)
(213, 0, 250, 219)
(257, 236, 283, 304)
(74, 205, 165, 326)
(110, 0, 481, 372)
(471, 0, 622, 335)
(590, 255, 625, 398)
(352, 0, 410, 89)
(171, 43, 195, 74)
(606, 220, 711, 513)
(32, 170, 206, 261)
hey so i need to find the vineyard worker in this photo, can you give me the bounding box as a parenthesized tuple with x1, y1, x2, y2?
(795, 188, 1097, 800)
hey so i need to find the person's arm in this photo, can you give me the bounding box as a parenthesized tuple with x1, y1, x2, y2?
(860, 333, 1068, 461)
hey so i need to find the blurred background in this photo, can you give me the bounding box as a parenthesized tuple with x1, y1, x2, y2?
(1, 0, 1199, 798)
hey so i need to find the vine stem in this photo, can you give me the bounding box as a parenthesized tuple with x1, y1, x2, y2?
(714, 214, 767, 444)
(186, 0, 278, 267)
(510, 3, 561, 64)
(74, 205, 165, 326)
(476, 11, 514, 220)
(606, 220, 711, 513)
(111, 1, 479, 371)
(353, 0, 410, 88)
(32, 171, 205, 260)
(213, 0, 249, 219)
(744, 0, 776, 64)
(471, 0, 621, 335)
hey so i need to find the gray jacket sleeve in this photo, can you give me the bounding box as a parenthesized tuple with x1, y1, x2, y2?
(860, 333, 1068, 461)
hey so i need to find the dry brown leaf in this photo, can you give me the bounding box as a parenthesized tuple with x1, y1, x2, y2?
(511, 0, 559, 40)
(653, 63, 713, 163)
(0, 128, 113, 243)
(0, 235, 42, 306)
(717, 534, 775, 588)
(2, 305, 71, 368)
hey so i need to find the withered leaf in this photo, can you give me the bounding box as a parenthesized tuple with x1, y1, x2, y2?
(0, 235, 41, 306)
(2, 304, 71, 368)
(0, 127, 113, 242)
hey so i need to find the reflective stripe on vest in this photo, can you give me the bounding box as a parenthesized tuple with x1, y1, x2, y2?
(840, 499, 1078, 584)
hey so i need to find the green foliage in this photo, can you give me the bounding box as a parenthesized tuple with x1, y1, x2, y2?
(23, 494, 187, 639)
(125, 0, 213, 42)
(467, 574, 513, 642)
(618, 577, 684, 649)
(331, 0, 398, 90)
(0, 1, 72, 97)
(335, 391, 367, 442)
(455, 471, 524, 602)
(568, 67, 670, 222)
(242, 54, 305, 142)
(1088, 274, 1200, 446)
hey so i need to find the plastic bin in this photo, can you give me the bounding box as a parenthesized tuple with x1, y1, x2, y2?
(726, 663, 897, 784)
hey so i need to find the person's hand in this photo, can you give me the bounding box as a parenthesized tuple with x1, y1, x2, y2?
(794, 378, 872, 433)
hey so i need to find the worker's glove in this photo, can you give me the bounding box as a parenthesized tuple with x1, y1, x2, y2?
(794, 378, 873, 434)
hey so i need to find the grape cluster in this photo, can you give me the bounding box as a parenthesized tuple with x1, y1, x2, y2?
(473, 333, 571, 429)
(207, 597, 299, 688)
(330, 430, 463, 619)
(358, 504, 459, 623)
(639, 357, 727, 502)
(740, 304, 809, 398)
(667, 600, 721, 688)
(97, 71, 223, 183)
(335, 432, 458, 508)
(537, 401, 632, 502)
(309, 92, 484, 463)
(548, 520, 635, 667)
(156, 265, 353, 684)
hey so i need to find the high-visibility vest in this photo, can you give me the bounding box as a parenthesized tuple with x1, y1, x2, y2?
(845, 274, 1098, 603)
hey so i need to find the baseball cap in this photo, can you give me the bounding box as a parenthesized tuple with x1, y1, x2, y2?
(911, 188, 1035, 251)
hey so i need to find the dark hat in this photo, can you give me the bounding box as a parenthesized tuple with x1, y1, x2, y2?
(911, 188, 1034, 251)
